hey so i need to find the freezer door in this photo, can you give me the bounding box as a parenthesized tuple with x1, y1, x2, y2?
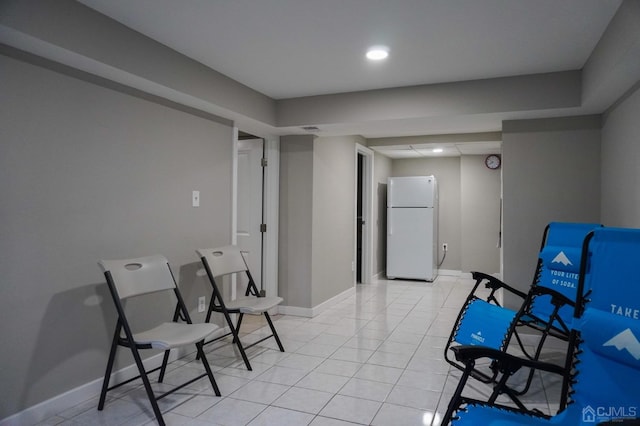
(388, 176, 435, 207)
(387, 207, 435, 281)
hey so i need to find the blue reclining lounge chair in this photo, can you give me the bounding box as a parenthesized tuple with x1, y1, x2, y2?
(441, 226, 640, 425)
(445, 222, 601, 396)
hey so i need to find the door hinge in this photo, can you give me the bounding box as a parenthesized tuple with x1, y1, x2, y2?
(260, 223, 267, 233)
(261, 158, 268, 167)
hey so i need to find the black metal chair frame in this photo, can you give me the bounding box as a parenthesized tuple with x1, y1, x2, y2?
(442, 343, 571, 424)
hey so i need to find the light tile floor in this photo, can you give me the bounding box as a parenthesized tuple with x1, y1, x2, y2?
(39, 276, 563, 426)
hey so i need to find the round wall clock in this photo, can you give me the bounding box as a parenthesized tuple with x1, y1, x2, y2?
(485, 154, 501, 170)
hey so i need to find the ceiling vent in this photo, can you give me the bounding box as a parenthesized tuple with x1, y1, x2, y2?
(301, 126, 320, 131)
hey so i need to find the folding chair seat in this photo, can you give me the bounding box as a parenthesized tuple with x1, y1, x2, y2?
(442, 226, 640, 425)
(445, 222, 601, 394)
(97, 255, 221, 426)
(197, 246, 284, 371)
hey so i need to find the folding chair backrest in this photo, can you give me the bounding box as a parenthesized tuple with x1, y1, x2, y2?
(528, 222, 601, 322)
(569, 311, 640, 417)
(98, 255, 176, 299)
(542, 222, 601, 247)
(566, 227, 640, 421)
(579, 227, 640, 314)
(197, 246, 248, 277)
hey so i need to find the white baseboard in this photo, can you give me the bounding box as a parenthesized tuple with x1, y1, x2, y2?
(378, 269, 468, 280)
(438, 269, 465, 277)
(278, 285, 356, 318)
(0, 327, 230, 426)
(0, 351, 179, 426)
(277, 304, 314, 317)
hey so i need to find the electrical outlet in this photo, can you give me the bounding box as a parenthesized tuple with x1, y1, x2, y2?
(198, 296, 206, 313)
(443, 243, 448, 252)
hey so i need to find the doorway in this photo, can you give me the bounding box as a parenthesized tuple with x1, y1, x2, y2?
(357, 153, 364, 282)
(236, 134, 265, 292)
(234, 129, 280, 300)
(232, 128, 279, 302)
(355, 144, 374, 284)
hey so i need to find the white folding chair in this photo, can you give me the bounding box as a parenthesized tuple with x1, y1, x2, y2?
(197, 246, 284, 370)
(98, 255, 221, 426)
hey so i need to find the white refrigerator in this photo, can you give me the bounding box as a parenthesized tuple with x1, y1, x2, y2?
(387, 176, 438, 281)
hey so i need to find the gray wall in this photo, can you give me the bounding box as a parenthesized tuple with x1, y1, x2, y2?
(312, 136, 360, 306)
(278, 135, 360, 309)
(0, 0, 276, 132)
(0, 54, 233, 418)
(278, 135, 314, 308)
(460, 155, 502, 273)
(601, 84, 640, 226)
(501, 116, 601, 309)
(582, 1, 640, 112)
(277, 71, 581, 130)
(373, 152, 392, 276)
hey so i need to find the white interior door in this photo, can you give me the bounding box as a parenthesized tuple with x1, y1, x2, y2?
(236, 138, 264, 290)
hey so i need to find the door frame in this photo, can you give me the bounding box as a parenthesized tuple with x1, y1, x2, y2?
(355, 144, 374, 284)
(232, 127, 279, 299)
(263, 136, 280, 299)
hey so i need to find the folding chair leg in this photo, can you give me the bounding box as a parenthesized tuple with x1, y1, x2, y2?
(158, 349, 171, 383)
(234, 313, 245, 343)
(98, 323, 121, 410)
(442, 363, 473, 424)
(129, 345, 166, 426)
(196, 303, 217, 362)
(204, 301, 214, 324)
(264, 312, 285, 352)
(196, 303, 216, 362)
(224, 311, 252, 370)
(196, 341, 221, 396)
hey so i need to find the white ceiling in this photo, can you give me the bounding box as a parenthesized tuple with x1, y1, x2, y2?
(77, 0, 622, 156)
(78, 0, 620, 99)
(372, 141, 501, 159)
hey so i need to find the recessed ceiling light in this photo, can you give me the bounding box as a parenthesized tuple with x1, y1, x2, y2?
(433, 148, 444, 153)
(366, 46, 389, 61)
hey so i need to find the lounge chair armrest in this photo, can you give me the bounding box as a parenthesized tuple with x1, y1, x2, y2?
(531, 286, 575, 308)
(471, 271, 528, 299)
(451, 345, 566, 376)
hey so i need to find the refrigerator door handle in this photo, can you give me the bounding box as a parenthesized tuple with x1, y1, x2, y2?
(388, 209, 393, 235)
